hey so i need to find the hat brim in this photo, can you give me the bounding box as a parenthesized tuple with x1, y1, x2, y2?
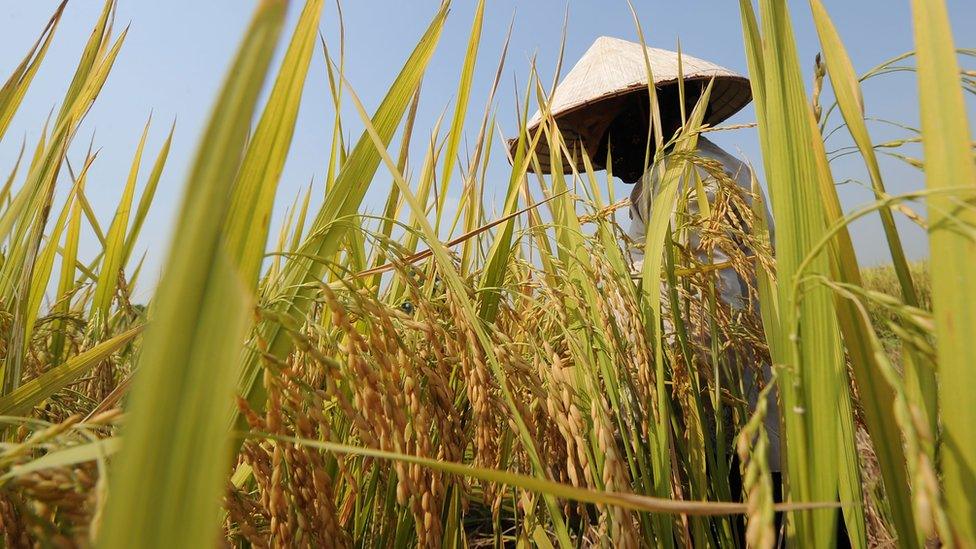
(509, 75, 751, 174)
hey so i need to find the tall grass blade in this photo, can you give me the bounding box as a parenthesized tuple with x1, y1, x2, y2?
(341, 73, 575, 546)
(2, 438, 121, 481)
(435, 0, 484, 228)
(909, 0, 976, 543)
(808, 0, 918, 306)
(97, 1, 287, 546)
(123, 121, 174, 261)
(809, 1, 936, 444)
(369, 84, 421, 290)
(321, 1, 347, 192)
(0, 1, 66, 142)
(238, 2, 450, 419)
(56, 0, 116, 126)
(224, 0, 324, 287)
(0, 327, 141, 417)
(92, 117, 151, 321)
(636, 84, 712, 548)
(0, 140, 26, 206)
(759, 23, 926, 541)
(804, 104, 917, 546)
(0, 125, 70, 250)
(51, 157, 91, 362)
(25, 155, 95, 346)
(479, 74, 541, 322)
(745, 0, 852, 544)
(0, 127, 71, 395)
(262, 433, 837, 516)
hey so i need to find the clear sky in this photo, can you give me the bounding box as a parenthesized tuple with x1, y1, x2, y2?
(1, 1, 974, 299)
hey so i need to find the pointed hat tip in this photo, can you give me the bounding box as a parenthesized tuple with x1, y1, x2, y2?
(592, 35, 626, 47)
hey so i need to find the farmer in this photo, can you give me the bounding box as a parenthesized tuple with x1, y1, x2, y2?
(512, 36, 781, 478)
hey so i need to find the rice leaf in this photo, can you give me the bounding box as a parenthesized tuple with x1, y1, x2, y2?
(0, 127, 71, 396)
(637, 85, 712, 547)
(479, 73, 542, 322)
(122, 120, 174, 261)
(238, 2, 450, 420)
(435, 0, 484, 229)
(288, 179, 314, 253)
(745, 0, 852, 543)
(320, 3, 347, 192)
(224, 0, 324, 287)
(56, 0, 116, 125)
(809, 0, 936, 440)
(92, 117, 152, 321)
(0, 327, 141, 417)
(2, 438, 121, 481)
(0, 124, 70, 252)
(341, 69, 576, 547)
(261, 433, 840, 516)
(97, 1, 286, 546)
(805, 104, 917, 546)
(0, 139, 26, 206)
(25, 154, 95, 345)
(909, 0, 976, 542)
(0, 1, 65, 142)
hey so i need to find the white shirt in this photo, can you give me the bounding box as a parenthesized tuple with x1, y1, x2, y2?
(626, 136, 781, 470)
(627, 136, 774, 310)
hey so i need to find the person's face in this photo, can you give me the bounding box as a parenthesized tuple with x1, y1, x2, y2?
(607, 122, 652, 183)
(596, 84, 705, 184)
(603, 100, 653, 184)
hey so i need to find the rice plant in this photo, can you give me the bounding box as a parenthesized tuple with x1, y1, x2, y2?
(0, 0, 973, 547)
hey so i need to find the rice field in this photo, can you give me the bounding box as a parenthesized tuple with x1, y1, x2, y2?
(0, 0, 973, 547)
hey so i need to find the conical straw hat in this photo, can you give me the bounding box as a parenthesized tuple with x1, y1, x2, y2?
(512, 36, 751, 173)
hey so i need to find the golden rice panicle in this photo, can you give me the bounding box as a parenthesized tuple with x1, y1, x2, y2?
(736, 385, 776, 549)
(542, 341, 592, 490)
(591, 395, 638, 548)
(1, 492, 32, 547)
(448, 298, 499, 470)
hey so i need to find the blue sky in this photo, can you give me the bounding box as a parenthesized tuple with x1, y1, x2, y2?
(1, 1, 974, 298)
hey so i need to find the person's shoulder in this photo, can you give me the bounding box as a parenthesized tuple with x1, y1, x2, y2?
(694, 136, 756, 187)
(698, 137, 750, 169)
(697, 136, 733, 160)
